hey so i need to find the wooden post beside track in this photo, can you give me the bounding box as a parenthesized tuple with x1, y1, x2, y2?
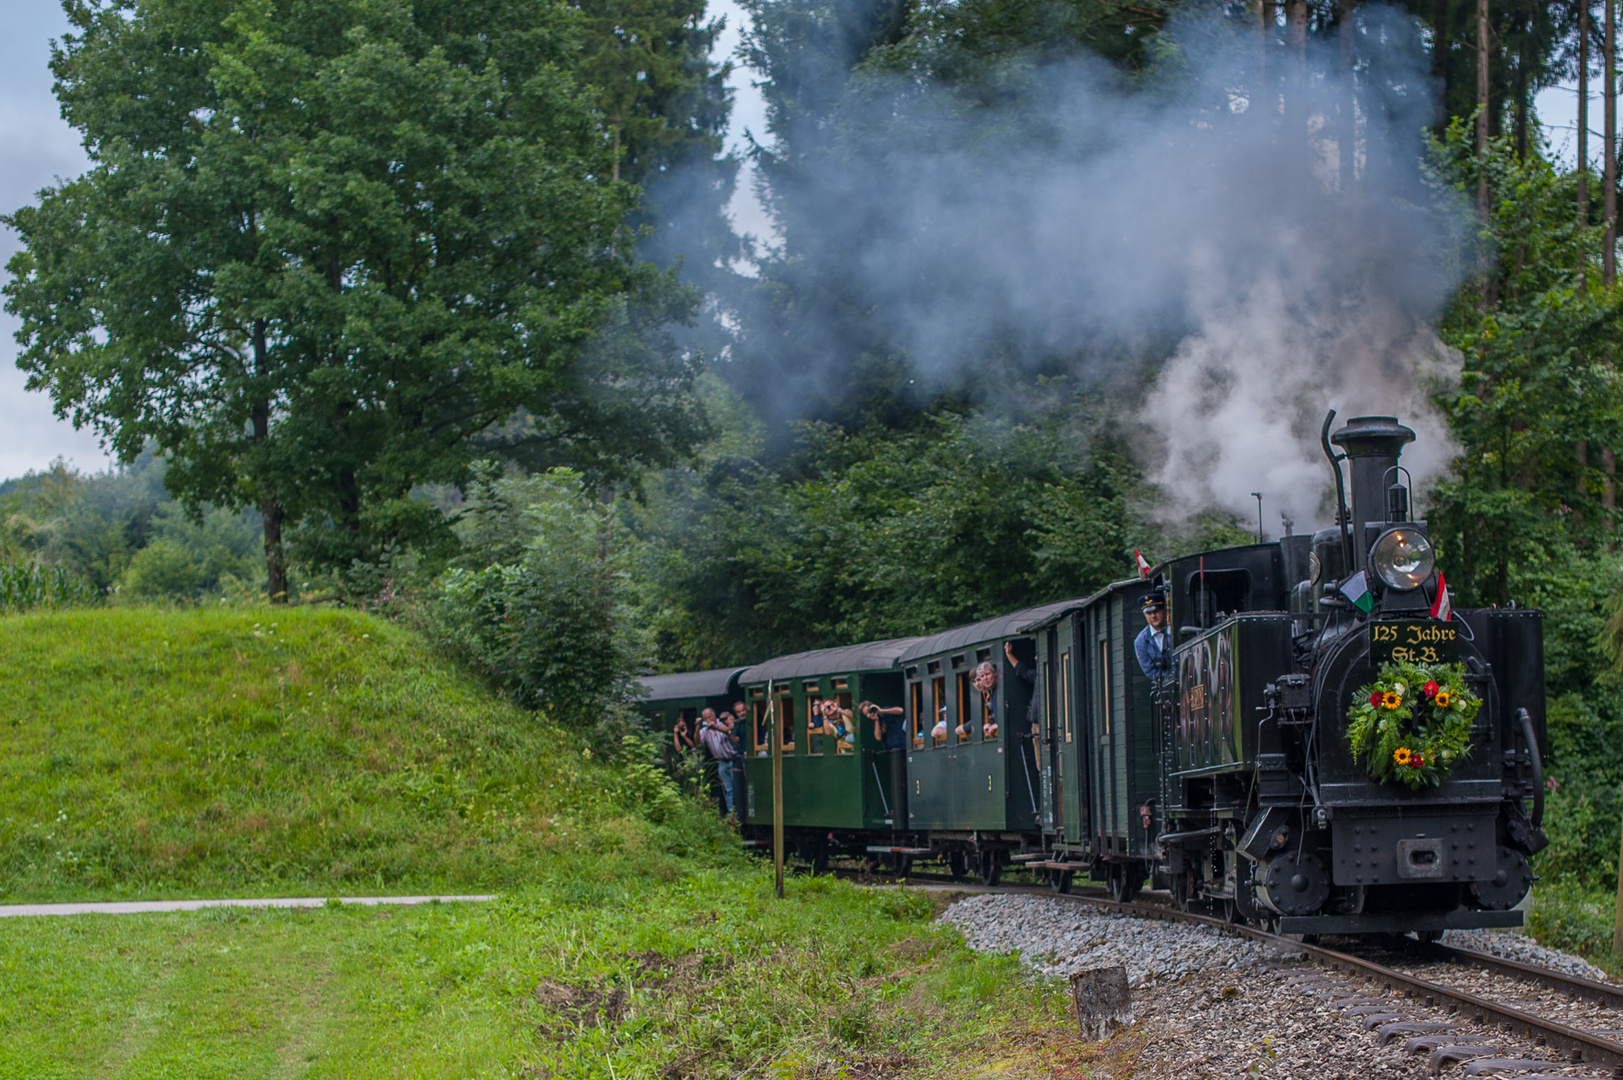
(771, 680, 784, 900)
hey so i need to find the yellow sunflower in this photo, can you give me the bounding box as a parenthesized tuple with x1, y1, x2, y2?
(1381, 691, 1403, 710)
(1393, 747, 1412, 765)
(1434, 690, 1451, 709)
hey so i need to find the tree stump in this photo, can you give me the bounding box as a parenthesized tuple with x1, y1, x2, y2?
(1070, 965, 1132, 1041)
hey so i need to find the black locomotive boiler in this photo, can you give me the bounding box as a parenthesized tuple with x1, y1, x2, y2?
(1141, 413, 1547, 935)
(635, 412, 1548, 937)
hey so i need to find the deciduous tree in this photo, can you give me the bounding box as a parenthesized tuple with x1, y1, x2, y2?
(5, 0, 705, 600)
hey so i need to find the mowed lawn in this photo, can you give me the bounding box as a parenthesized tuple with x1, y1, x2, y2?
(2, 900, 528, 1080)
(1, 874, 1082, 1080)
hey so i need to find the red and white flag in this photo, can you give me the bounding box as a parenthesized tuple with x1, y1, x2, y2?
(1430, 572, 1452, 621)
(1135, 549, 1151, 578)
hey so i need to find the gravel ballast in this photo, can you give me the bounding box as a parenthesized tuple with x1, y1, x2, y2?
(938, 893, 1618, 1078)
(1439, 927, 1611, 983)
(940, 893, 1283, 987)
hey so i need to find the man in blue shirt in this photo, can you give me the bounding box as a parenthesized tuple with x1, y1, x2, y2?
(1133, 593, 1174, 681)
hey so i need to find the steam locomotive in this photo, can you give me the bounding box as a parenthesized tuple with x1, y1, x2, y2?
(638, 413, 1548, 936)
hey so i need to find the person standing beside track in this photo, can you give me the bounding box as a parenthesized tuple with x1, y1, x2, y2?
(699, 709, 740, 820)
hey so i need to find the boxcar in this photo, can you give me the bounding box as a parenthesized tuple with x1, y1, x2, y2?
(738, 639, 918, 870)
(898, 601, 1078, 883)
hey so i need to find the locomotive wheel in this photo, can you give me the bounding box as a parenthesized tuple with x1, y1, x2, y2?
(1170, 871, 1195, 911)
(978, 851, 1003, 887)
(1049, 867, 1075, 894)
(889, 853, 913, 878)
(947, 850, 970, 881)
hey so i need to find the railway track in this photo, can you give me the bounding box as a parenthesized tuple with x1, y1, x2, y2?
(841, 862, 1623, 1074)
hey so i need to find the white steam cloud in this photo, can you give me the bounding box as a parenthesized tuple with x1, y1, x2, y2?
(739, 4, 1469, 531)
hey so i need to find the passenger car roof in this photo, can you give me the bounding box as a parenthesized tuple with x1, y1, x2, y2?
(636, 667, 748, 702)
(739, 638, 924, 684)
(897, 599, 1088, 663)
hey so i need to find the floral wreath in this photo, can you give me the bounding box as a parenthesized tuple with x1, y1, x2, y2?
(1346, 659, 1480, 790)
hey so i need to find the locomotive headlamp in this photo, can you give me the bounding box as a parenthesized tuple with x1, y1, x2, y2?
(1370, 527, 1434, 591)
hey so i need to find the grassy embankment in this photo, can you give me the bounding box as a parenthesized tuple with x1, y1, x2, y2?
(0, 606, 728, 902)
(0, 607, 1087, 1079)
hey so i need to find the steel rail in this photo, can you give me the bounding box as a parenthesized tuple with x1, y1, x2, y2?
(1418, 941, 1623, 1012)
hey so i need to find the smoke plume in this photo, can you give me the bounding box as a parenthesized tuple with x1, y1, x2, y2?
(734, 4, 1469, 531)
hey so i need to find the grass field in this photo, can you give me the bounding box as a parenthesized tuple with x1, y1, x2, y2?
(0, 606, 734, 902)
(0, 606, 1091, 1078)
(1, 872, 1086, 1080)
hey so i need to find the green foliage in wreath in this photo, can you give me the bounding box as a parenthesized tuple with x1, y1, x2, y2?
(1345, 659, 1480, 790)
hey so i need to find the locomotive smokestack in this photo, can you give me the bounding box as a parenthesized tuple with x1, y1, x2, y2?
(1330, 416, 1416, 568)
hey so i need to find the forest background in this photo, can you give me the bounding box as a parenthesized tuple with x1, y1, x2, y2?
(3, 0, 1623, 904)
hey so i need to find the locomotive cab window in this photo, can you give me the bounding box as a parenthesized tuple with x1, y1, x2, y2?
(1185, 568, 1252, 625)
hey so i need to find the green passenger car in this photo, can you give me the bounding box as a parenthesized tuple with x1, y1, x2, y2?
(899, 601, 1078, 883)
(1028, 580, 1162, 899)
(739, 640, 918, 857)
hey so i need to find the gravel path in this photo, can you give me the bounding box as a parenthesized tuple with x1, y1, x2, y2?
(0, 895, 495, 917)
(940, 893, 1618, 1078)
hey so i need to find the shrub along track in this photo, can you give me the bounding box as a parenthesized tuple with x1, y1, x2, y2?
(844, 867, 1623, 1075)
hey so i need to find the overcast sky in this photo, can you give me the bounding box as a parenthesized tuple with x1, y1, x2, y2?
(0, 1, 1574, 482)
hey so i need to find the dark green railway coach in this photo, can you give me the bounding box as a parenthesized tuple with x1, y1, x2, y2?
(636, 668, 749, 734)
(1026, 580, 1162, 897)
(739, 640, 918, 859)
(899, 601, 1077, 883)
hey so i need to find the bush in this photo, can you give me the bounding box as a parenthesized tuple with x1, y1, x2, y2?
(434, 467, 646, 725)
(120, 539, 205, 598)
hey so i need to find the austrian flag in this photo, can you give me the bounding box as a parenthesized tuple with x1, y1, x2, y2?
(1134, 549, 1151, 578)
(1431, 572, 1452, 621)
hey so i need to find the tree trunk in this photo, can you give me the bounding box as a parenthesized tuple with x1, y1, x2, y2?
(1514, 46, 1528, 160)
(1434, 0, 1450, 140)
(1286, 0, 1307, 59)
(1607, 0, 1617, 284)
(251, 318, 288, 605)
(1605, 446, 1617, 533)
(1342, 0, 1357, 192)
(1477, 0, 1491, 219)
(262, 497, 288, 603)
(1581, 0, 1591, 226)
(1286, 0, 1307, 138)
(1262, 0, 1275, 87)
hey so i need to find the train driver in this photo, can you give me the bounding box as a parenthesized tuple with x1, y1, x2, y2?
(1133, 593, 1174, 681)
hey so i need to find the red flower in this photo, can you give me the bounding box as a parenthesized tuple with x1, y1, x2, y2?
(1411, 753, 1425, 768)
(1424, 681, 1440, 698)
(1370, 691, 1383, 706)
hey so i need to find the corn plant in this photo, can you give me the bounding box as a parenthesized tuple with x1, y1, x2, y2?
(0, 562, 98, 615)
